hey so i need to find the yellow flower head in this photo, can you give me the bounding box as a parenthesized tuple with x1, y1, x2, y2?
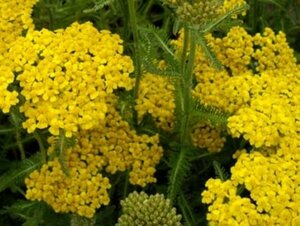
(135, 73, 176, 131)
(202, 150, 300, 225)
(2, 22, 134, 137)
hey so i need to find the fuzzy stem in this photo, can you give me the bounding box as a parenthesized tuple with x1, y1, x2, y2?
(180, 27, 196, 149)
(168, 27, 196, 202)
(128, 0, 142, 125)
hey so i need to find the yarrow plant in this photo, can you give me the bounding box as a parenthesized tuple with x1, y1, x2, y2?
(0, 0, 299, 225)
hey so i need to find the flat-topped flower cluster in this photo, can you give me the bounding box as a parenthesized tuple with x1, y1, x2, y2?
(0, 0, 164, 218)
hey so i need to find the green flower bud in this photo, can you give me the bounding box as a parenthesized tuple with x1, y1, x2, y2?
(116, 191, 182, 226)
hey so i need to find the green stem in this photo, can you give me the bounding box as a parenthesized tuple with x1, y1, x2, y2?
(128, 0, 142, 124)
(34, 132, 47, 163)
(122, 171, 129, 199)
(15, 129, 25, 160)
(143, 0, 154, 15)
(0, 127, 16, 133)
(13, 185, 26, 197)
(190, 152, 216, 161)
(180, 28, 196, 146)
(4, 133, 44, 150)
(168, 27, 196, 202)
(180, 25, 189, 76)
(250, 0, 258, 33)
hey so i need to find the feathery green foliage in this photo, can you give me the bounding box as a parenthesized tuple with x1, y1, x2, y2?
(0, 200, 70, 226)
(168, 147, 193, 202)
(213, 160, 230, 181)
(83, 0, 115, 13)
(190, 101, 230, 129)
(195, 32, 223, 70)
(0, 154, 41, 193)
(70, 214, 96, 226)
(50, 130, 76, 175)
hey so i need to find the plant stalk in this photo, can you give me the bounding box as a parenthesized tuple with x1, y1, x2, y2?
(34, 132, 47, 163)
(128, 0, 142, 125)
(168, 27, 196, 202)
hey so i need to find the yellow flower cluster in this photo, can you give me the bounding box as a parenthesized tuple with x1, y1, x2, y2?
(184, 26, 300, 150)
(191, 123, 225, 152)
(99, 95, 164, 186)
(0, 66, 19, 113)
(221, 0, 247, 15)
(135, 73, 225, 152)
(228, 69, 300, 148)
(252, 28, 297, 72)
(0, 0, 37, 113)
(25, 157, 110, 218)
(193, 25, 300, 224)
(202, 150, 300, 225)
(135, 73, 175, 131)
(25, 94, 164, 217)
(0, 0, 37, 53)
(1, 22, 134, 137)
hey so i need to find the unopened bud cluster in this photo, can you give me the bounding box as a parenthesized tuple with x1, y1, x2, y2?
(116, 191, 182, 226)
(176, 0, 221, 26)
(163, 0, 246, 26)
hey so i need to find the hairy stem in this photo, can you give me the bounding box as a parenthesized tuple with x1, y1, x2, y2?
(168, 27, 196, 202)
(128, 0, 142, 125)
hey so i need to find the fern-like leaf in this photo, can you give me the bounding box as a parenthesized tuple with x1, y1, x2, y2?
(50, 130, 76, 175)
(190, 100, 230, 129)
(70, 214, 96, 226)
(138, 23, 181, 77)
(168, 147, 192, 202)
(83, 0, 116, 13)
(0, 200, 70, 226)
(199, 3, 250, 33)
(0, 154, 42, 192)
(213, 160, 230, 181)
(195, 32, 223, 70)
(0, 200, 44, 226)
(178, 192, 197, 226)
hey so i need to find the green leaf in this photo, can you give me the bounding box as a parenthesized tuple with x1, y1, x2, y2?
(50, 130, 76, 175)
(178, 192, 197, 226)
(168, 147, 192, 202)
(258, 0, 286, 11)
(0, 154, 42, 193)
(213, 160, 229, 181)
(190, 100, 230, 129)
(199, 3, 250, 33)
(83, 0, 115, 13)
(70, 214, 96, 226)
(138, 23, 181, 77)
(195, 32, 223, 70)
(0, 200, 70, 226)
